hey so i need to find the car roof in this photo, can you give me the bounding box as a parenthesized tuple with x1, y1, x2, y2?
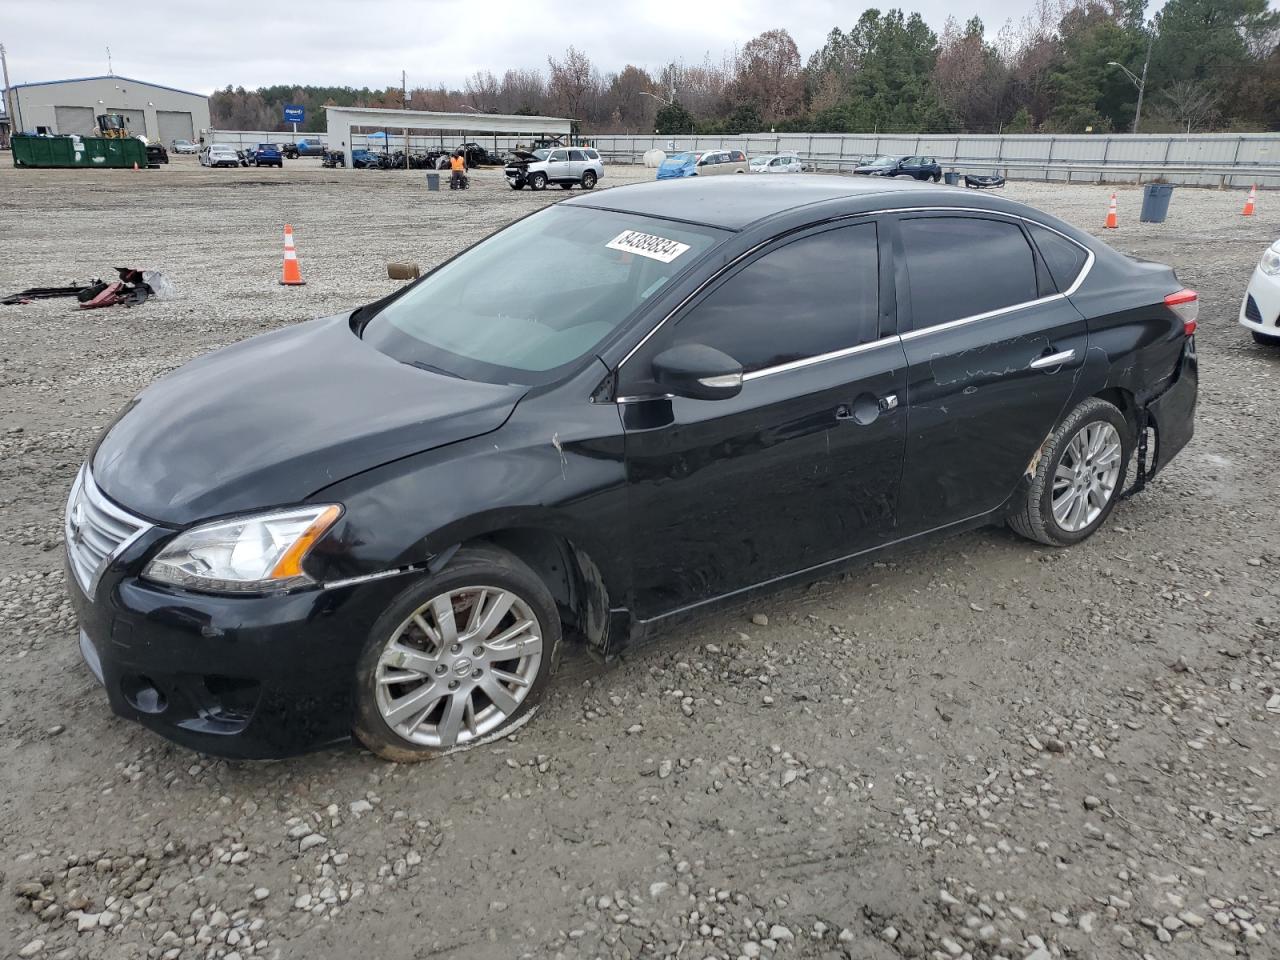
(566, 174, 1007, 231)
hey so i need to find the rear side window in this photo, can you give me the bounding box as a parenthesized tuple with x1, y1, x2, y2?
(900, 216, 1038, 329)
(1027, 223, 1089, 292)
(731, 150, 745, 162)
(655, 222, 879, 374)
(569, 149, 586, 161)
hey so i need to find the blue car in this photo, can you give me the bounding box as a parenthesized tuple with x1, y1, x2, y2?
(656, 151, 700, 180)
(250, 143, 283, 168)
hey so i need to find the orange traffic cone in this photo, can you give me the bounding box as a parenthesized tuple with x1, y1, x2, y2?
(132, 162, 139, 171)
(1104, 193, 1118, 229)
(1243, 184, 1257, 216)
(280, 224, 305, 286)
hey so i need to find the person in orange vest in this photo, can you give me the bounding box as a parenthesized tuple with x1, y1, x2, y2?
(449, 150, 467, 190)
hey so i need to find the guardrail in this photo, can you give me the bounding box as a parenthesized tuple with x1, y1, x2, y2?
(596, 149, 1280, 188)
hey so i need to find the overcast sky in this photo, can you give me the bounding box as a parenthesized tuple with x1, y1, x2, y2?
(5, 0, 1042, 94)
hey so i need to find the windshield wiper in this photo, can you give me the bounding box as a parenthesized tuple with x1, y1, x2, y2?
(406, 360, 464, 380)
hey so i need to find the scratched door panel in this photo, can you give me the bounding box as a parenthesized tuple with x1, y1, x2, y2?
(892, 214, 1088, 534)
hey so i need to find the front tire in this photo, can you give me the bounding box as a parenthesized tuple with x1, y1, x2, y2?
(1008, 397, 1131, 547)
(581, 170, 597, 189)
(529, 172, 547, 191)
(353, 545, 561, 762)
(1252, 329, 1280, 346)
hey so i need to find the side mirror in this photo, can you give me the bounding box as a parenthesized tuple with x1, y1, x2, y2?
(651, 344, 743, 401)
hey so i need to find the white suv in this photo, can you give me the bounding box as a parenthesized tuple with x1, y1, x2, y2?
(505, 147, 604, 191)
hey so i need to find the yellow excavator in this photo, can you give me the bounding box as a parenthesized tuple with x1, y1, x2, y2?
(95, 114, 130, 139)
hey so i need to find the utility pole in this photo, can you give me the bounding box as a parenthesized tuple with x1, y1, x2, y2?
(402, 69, 409, 169)
(1, 41, 19, 138)
(1133, 27, 1153, 135)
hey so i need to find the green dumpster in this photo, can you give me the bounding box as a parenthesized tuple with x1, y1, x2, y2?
(12, 135, 148, 169)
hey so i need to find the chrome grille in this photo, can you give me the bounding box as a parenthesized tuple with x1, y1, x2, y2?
(65, 466, 151, 597)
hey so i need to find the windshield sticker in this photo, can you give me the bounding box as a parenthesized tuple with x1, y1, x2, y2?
(606, 230, 691, 264)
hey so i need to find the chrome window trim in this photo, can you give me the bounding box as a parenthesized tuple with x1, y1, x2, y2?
(613, 205, 1095, 395)
(742, 337, 899, 381)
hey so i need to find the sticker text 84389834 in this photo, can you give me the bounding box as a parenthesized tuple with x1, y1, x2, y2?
(606, 230, 691, 264)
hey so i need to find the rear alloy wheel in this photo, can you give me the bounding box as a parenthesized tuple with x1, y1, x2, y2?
(529, 172, 547, 191)
(581, 170, 597, 189)
(354, 545, 560, 762)
(1008, 397, 1131, 547)
(1252, 330, 1280, 347)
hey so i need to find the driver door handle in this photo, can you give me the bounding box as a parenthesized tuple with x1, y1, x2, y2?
(1030, 349, 1075, 370)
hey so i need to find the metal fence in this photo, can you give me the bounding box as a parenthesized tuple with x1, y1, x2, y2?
(206, 129, 1280, 187)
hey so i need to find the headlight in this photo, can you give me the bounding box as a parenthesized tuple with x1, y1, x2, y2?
(1260, 246, 1280, 276)
(144, 505, 342, 594)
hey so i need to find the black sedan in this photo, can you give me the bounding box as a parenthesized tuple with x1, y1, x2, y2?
(854, 154, 943, 181)
(65, 176, 1198, 761)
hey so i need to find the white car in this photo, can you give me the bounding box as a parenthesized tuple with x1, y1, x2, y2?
(504, 147, 603, 191)
(171, 139, 198, 155)
(200, 144, 241, 168)
(1240, 238, 1280, 346)
(750, 153, 804, 174)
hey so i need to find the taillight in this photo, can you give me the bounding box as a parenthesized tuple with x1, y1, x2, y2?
(1165, 288, 1198, 336)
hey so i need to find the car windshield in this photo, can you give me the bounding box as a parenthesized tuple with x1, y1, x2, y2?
(212, 144, 235, 151)
(532, 149, 550, 160)
(363, 206, 725, 384)
(666, 153, 696, 164)
(868, 155, 898, 165)
(257, 143, 273, 150)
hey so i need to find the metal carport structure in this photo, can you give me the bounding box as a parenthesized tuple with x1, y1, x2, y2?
(324, 106, 572, 170)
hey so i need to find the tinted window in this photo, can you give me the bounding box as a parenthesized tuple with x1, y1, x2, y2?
(656, 223, 879, 374)
(569, 149, 586, 161)
(731, 151, 745, 161)
(900, 217, 1038, 328)
(585, 149, 599, 159)
(1027, 223, 1089, 291)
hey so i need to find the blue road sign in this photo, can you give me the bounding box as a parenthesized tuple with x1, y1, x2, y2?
(284, 105, 305, 125)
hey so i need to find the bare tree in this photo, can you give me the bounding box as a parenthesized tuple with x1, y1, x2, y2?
(547, 46, 596, 122)
(1157, 79, 1221, 131)
(464, 70, 500, 112)
(733, 29, 804, 123)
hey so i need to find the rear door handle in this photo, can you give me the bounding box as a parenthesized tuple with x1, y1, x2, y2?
(1029, 349, 1075, 370)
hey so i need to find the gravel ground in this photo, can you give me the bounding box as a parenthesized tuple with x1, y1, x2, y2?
(1, 157, 1278, 960)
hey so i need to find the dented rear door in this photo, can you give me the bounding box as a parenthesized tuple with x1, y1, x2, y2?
(891, 212, 1088, 534)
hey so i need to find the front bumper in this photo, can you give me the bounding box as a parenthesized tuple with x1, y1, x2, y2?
(1240, 266, 1280, 335)
(66, 532, 410, 759)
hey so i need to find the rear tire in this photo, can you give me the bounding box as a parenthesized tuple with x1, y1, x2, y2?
(1008, 397, 1132, 547)
(353, 545, 562, 763)
(1252, 330, 1280, 346)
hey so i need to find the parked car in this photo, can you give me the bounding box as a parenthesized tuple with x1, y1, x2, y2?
(199, 144, 240, 168)
(144, 142, 169, 167)
(658, 149, 748, 180)
(170, 139, 198, 155)
(64, 176, 1198, 761)
(750, 153, 803, 174)
(250, 143, 284, 168)
(283, 140, 327, 159)
(1240, 237, 1280, 346)
(504, 147, 602, 190)
(854, 155, 943, 181)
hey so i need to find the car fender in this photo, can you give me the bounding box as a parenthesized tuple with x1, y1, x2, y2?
(305, 359, 632, 609)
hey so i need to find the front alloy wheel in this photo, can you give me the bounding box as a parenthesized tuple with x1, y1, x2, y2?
(354, 545, 560, 761)
(529, 172, 547, 190)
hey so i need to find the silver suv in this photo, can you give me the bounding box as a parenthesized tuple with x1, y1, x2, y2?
(505, 147, 604, 191)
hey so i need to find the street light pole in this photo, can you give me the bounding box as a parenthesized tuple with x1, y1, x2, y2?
(1108, 25, 1154, 134)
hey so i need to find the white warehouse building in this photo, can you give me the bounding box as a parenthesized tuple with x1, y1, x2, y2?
(5, 74, 211, 144)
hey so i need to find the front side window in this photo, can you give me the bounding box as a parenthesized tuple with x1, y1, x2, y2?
(638, 222, 880, 378)
(900, 216, 1039, 330)
(549, 150, 568, 162)
(363, 206, 725, 384)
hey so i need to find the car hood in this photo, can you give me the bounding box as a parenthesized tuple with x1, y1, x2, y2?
(92, 314, 527, 525)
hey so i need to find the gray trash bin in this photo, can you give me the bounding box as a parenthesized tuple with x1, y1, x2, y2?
(1140, 183, 1174, 223)
(944, 171, 961, 186)
(426, 172, 440, 191)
